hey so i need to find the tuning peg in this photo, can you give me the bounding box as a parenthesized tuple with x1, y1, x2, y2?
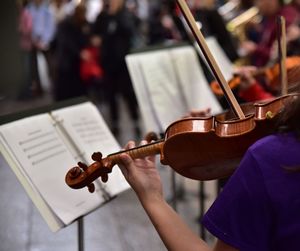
(88, 183, 95, 193)
(101, 174, 108, 183)
(78, 162, 88, 171)
(92, 152, 102, 162)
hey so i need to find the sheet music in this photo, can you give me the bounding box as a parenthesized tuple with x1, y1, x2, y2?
(195, 36, 233, 81)
(137, 50, 188, 130)
(0, 114, 104, 226)
(51, 102, 129, 196)
(0, 138, 64, 231)
(126, 54, 162, 133)
(169, 46, 223, 114)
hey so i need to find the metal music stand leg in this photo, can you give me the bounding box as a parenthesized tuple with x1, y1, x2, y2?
(199, 181, 206, 240)
(78, 217, 84, 251)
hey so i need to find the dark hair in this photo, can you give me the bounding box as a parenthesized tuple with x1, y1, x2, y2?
(277, 91, 300, 138)
(277, 85, 300, 171)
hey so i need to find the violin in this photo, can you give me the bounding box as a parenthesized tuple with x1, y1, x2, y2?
(65, 93, 299, 191)
(65, 1, 299, 192)
(210, 56, 300, 97)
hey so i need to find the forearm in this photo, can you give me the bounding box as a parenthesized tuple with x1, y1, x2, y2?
(140, 197, 211, 251)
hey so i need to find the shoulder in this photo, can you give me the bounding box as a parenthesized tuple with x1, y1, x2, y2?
(203, 133, 300, 249)
(249, 134, 283, 151)
(244, 133, 300, 183)
(248, 133, 299, 160)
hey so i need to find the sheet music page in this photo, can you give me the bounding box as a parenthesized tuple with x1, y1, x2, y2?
(195, 36, 233, 81)
(0, 114, 104, 226)
(51, 102, 129, 196)
(137, 50, 188, 130)
(169, 46, 223, 114)
(126, 54, 161, 133)
(0, 139, 64, 232)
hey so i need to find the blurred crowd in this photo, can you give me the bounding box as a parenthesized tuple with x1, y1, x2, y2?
(16, 0, 300, 135)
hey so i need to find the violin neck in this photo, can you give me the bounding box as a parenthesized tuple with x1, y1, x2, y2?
(107, 140, 164, 163)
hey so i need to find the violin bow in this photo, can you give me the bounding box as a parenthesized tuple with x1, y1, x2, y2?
(277, 16, 288, 95)
(175, 0, 245, 119)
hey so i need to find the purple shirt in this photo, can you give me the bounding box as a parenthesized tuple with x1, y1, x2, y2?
(202, 133, 300, 250)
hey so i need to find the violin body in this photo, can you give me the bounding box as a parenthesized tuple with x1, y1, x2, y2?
(162, 116, 255, 180)
(65, 94, 298, 190)
(161, 94, 295, 180)
(65, 1, 299, 192)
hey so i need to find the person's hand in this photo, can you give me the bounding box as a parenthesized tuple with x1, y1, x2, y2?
(183, 108, 211, 118)
(269, 42, 278, 62)
(118, 140, 163, 204)
(35, 41, 49, 51)
(240, 40, 257, 56)
(161, 15, 175, 29)
(287, 24, 300, 43)
(233, 66, 257, 90)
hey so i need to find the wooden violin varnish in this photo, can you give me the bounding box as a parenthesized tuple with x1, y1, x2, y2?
(65, 2, 299, 192)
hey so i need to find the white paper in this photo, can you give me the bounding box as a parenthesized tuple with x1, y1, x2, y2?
(0, 114, 104, 226)
(0, 139, 64, 232)
(195, 36, 233, 81)
(126, 54, 161, 133)
(51, 102, 130, 196)
(169, 46, 223, 114)
(137, 50, 188, 130)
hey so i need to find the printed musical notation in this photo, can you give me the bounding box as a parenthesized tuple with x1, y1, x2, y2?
(20, 130, 66, 166)
(72, 118, 108, 145)
(0, 113, 104, 226)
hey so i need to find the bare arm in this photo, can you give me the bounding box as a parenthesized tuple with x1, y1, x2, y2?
(141, 195, 210, 251)
(118, 141, 238, 251)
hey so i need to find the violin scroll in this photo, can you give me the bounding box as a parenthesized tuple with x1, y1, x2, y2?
(65, 151, 114, 193)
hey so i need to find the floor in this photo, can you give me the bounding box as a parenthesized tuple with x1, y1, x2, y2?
(0, 92, 217, 251)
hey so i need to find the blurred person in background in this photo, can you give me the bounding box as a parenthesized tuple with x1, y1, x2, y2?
(17, 0, 33, 100)
(266, 0, 300, 61)
(27, 0, 56, 95)
(49, 0, 73, 25)
(283, 0, 300, 57)
(80, 35, 105, 103)
(126, 0, 145, 48)
(147, 2, 183, 45)
(240, 0, 299, 66)
(52, 3, 89, 101)
(192, 0, 239, 61)
(92, 0, 140, 138)
(49, 0, 75, 86)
